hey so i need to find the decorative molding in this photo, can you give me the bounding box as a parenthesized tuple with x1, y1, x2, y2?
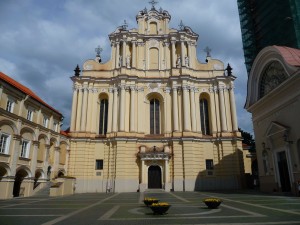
(148, 39, 159, 48)
(164, 87, 171, 93)
(147, 83, 161, 92)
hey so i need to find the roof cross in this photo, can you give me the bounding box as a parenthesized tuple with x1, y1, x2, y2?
(95, 45, 103, 57)
(149, 0, 158, 9)
(179, 20, 184, 30)
(203, 46, 212, 57)
(122, 20, 128, 30)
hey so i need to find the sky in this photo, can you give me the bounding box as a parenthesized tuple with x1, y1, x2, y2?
(0, 0, 253, 133)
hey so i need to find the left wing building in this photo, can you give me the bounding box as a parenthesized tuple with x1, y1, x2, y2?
(0, 72, 69, 199)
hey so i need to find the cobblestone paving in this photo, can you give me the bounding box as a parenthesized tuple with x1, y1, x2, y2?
(1, 191, 300, 225)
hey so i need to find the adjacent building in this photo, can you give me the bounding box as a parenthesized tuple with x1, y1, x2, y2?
(68, 5, 244, 193)
(245, 46, 300, 194)
(237, 0, 300, 74)
(0, 72, 69, 199)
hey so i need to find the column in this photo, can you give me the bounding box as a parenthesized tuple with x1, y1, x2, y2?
(171, 41, 176, 68)
(187, 42, 192, 68)
(130, 87, 136, 132)
(107, 88, 114, 133)
(86, 85, 93, 132)
(190, 87, 197, 132)
(116, 42, 120, 68)
(132, 41, 136, 68)
(229, 85, 238, 131)
(172, 87, 179, 131)
(141, 160, 145, 183)
(10, 135, 21, 176)
(30, 141, 39, 174)
(53, 147, 60, 175)
(44, 145, 50, 179)
(181, 41, 185, 67)
(91, 88, 99, 133)
(112, 88, 118, 132)
(122, 40, 126, 67)
(70, 85, 78, 131)
(75, 86, 83, 131)
(165, 159, 169, 183)
(137, 88, 144, 133)
(182, 86, 191, 131)
(165, 88, 171, 133)
(164, 42, 170, 69)
(80, 84, 88, 131)
(218, 86, 227, 132)
(119, 85, 126, 131)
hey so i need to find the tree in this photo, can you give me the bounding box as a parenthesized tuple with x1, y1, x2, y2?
(238, 127, 256, 152)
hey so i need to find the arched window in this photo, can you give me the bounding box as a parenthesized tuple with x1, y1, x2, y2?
(99, 99, 108, 135)
(150, 99, 160, 134)
(200, 98, 210, 135)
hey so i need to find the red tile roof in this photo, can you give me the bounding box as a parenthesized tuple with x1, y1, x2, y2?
(274, 46, 300, 67)
(0, 71, 62, 116)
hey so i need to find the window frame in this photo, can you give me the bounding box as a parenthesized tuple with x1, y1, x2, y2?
(99, 99, 108, 135)
(150, 98, 160, 134)
(27, 109, 33, 121)
(20, 140, 30, 158)
(6, 98, 14, 113)
(0, 133, 10, 154)
(43, 116, 49, 128)
(95, 159, 103, 170)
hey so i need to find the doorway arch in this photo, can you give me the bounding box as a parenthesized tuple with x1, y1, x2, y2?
(148, 165, 162, 189)
(13, 168, 29, 197)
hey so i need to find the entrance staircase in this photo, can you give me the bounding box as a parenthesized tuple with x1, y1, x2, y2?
(33, 181, 51, 197)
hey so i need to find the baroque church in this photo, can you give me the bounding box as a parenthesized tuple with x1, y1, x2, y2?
(68, 3, 244, 193)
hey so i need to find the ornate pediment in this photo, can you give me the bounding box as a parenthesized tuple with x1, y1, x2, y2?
(266, 121, 288, 138)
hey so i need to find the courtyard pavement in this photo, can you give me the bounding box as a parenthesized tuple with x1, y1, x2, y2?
(0, 190, 300, 225)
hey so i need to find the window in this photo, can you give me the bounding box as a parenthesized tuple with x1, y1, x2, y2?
(43, 117, 49, 128)
(27, 110, 33, 121)
(95, 159, 103, 170)
(53, 122, 58, 132)
(200, 98, 210, 135)
(0, 134, 10, 154)
(150, 99, 160, 134)
(206, 159, 214, 176)
(6, 99, 14, 113)
(20, 140, 30, 158)
(99, 99, 108, 134)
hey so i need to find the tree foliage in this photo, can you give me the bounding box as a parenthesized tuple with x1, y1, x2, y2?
(239, 127, 256, 152)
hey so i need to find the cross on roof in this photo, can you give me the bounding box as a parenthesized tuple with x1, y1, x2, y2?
(203, 46, 212, 57)
(122, 20, 128, 30)
(149, 0, 158, 9)
(95, 45, 103, 57)
(179, 20, 184, 30)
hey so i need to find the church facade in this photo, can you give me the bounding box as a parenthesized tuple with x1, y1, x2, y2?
(68, 5, 244, 193)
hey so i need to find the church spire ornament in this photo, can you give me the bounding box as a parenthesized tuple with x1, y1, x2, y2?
(149, 0, 158, 9)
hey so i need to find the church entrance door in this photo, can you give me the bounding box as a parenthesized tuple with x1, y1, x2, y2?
(148, 165, 162, 189)
(277, 151, 291, 192)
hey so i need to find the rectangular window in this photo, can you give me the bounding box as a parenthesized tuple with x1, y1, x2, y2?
(27, 110, 33, 121)
(95, 159, 103, 170)
(53, 122, 58, 132)
(6, 99, 14, 113)
(206, 159, 214, 170)
(0, 134, 10, 154)
(43, 117, 49, 128)
(20, 140, 30, 158)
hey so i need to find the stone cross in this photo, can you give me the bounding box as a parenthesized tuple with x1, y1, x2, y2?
(95, 46, 103, 57)
(149, 0, 158, 9)
(203, 46, 212, 57)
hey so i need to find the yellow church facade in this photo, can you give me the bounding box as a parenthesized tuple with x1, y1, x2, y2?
(68, 5, 244, 193)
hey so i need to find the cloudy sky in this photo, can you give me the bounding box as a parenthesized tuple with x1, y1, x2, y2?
(0, 0, 253, 133)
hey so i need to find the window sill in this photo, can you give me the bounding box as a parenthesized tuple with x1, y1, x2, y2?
(19, 157, 31, 161)
(0, 153, 10, 157)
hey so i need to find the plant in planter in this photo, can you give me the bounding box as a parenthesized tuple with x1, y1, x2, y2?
(150, 202, 171, 214)
(144, 197, 159, 206)
(203, 198, 222, 209)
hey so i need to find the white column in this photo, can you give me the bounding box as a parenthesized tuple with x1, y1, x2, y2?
(10, 135, 21, 176)
(181, 41, 185, 67)
(218, 86, 227, 132)
(119, 85, 126, 131)
(141, 160, 145, 183)
(132, 41, 136, 68)
(190, 87, 196, 132)
(75, 86, 83, 131)
(165, 88, 171, 133)
(122, 40, 126, 67)
(30, 141, 39, 174)
(165, 159, 169, 183)
(116, 42, 120, 68)
(80, 84, 88, 131)
(182, 86, 191, 131)
(171, 41, 176, 68)
(86, 85, 93, 132)
(229, 85, 238, 131)
(130, 87, 136, 132)
(172, 87, 179, 131)
(70, 85, 78, 131)
(112, 88, 118, 132)
(187, 42, 192, 68)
